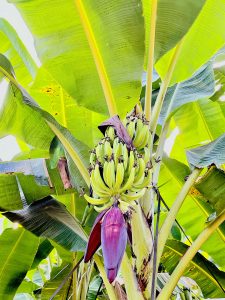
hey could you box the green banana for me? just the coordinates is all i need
[95,142,104,164]
[106,126,115,142]
[122,143,129,170]
[87,112,154,209]
[133,123,149,149]
[143,147,150,164]
[121,188,146,202]
[104,140,113,159]
[90,181,111,198]
[132,169,152,190]
[126,121,135,139]
[127,150,135,174]
[94,201,112,212]
[119,167,136,193]
[91,164,111,196]
[114,162,125,191]
[134,157,146,185]
[114,140,123,165]
[89,151,96,166]
[84,194,109,205]
[103,159,115,188]
[139,127,150,149]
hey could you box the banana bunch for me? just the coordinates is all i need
[124,114,151,150]
[85,134,152,210]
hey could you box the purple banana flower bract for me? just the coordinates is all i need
[98,115,133,149]
[101,207,127,283]
[84,206,127,283]
[84,209,108,262]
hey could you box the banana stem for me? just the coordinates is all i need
[120,253,145,300]
[157,211,225,300]
[144,0,158,121]
[94,255,117,300]
[157,168,202,267]
[150,40,183,136]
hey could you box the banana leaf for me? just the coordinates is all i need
[195,167,225,215]
[186,133,225,168]
[142,0,206,64]
[0,228,39,299]
[10,0,145,116]
[4,196,87,252]
[162,239,225,298]
[156,0,225,85]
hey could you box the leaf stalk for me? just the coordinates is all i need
[157,211,225,300]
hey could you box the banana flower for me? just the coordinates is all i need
[84,206,127,283]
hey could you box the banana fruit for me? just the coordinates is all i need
[85,113,152,210]
[124,113,152,150]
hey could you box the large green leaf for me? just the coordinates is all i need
[162,240,225,298]
[159,157,225,268]
[142,0,206,63]
[16,279,39,295]
[42,115,90,190]
[186,133,225,168]
[41,263,73,300]
[170,98,225,163]
[10,0,145,116]
[156,273,202,297]
[152,63,215,124]
[195,167,225,215]
[29,68,105,148]
[87,276,102,300]
[0,84,54,150]
[0,228,39,299]
[4,196,87,252]
[31,239,54,269]
[0,18,37,85]
[0,54,90,191]
[0,174,23,210]
[0,157,78,211]
[156,0,225,85]
[210,65,225,102]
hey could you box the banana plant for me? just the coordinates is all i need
[0,0,225,299]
